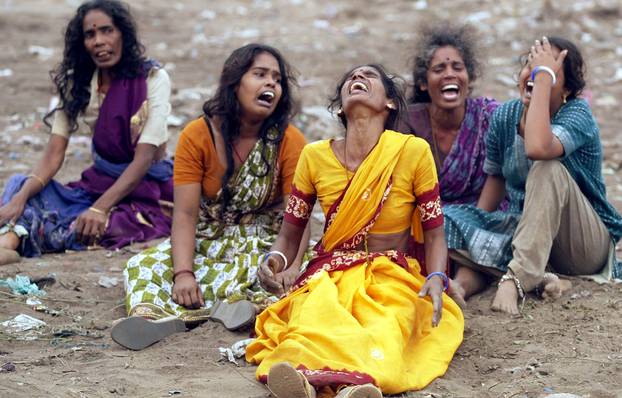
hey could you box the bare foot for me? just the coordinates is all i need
[0,247,20,266]
[447,279,467,309]
[541,272,572,300]
[491,281,520,315]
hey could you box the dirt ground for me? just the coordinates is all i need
[1,0,622,397]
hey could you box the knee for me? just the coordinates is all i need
[526,160,569,190]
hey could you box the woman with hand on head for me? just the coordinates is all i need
[444,36,622,314]
[113,43,308,351]
[0,0,173,264]
[400,22,499,207]
[247,64,463,398]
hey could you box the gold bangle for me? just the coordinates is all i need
[88,206,107,216]
[27,174,46,188]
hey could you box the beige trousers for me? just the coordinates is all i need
[508,160,611,292]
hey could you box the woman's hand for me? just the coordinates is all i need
[419,275,444,327]
[172,273,204,309]
[274,263,300,293]
[258,255,285,295]
[530,36,567,76]
[74,208,107,246]
[0,196,27,226]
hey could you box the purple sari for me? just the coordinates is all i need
[399,97,500,206]
[1,63,172,256]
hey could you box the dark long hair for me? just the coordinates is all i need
[328,64,406,131]
[202,43,297,211]
[44,0,145,132]
[410,22,481,103]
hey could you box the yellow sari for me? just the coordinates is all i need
[246,130,464,394]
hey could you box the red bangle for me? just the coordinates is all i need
[173,269,195,282]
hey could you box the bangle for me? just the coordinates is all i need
[89,207,107,216]
[173,269,195,282]
[426,271,449,291]
[27,174,46,188]
[264,250,288,273]
[530,65,556,86]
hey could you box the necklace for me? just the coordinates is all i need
[232,141,245,164]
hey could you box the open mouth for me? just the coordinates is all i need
[348,81,369,95]
[257,90,276,106]
[440,83,460,100]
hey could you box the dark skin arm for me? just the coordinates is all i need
[418,225,448,327]
[477,174,506,212]
[170,183,204,309]
[74,143,158,245]
[0,134,67,225]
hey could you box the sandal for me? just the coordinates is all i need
[267,362,316,398]
[209,299,255,331]
[111,316,186,351]
[336,384,383,398]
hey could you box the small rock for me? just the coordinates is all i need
[0,362,16,373]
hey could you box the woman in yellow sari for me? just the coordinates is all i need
[247,64,464,397]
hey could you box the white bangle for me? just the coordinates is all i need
[530,65,556,86]
[265,250,288,272]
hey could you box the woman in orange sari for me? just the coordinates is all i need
[247,64,464,397]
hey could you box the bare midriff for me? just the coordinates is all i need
[357,228,411,253]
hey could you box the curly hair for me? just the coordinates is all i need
[202,43,298,212]
[328,64,407,131]
[44,0,145,132]
[410,22,481,103]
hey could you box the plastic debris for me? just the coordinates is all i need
[0,275,46,296]
[27,45,54,61]
[98,275,119,288]
[0,68,13,77]
[1,314,46,332]
[218,338,254,365]
[0,362,16,373]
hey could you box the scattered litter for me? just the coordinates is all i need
[0,68,13,78]
[218,338,254,365]
[1,314,46,332]
[31,274,56,289]
[570,290,592,299]
[28,45,54,61]
[167,114,185,127]
[0,362,16,373]
[168,390,182,396]
[98,275,119,288]
[0,275,46,296]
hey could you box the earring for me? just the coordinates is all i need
[562,95,567,104]
[386,103,396,110]
[337,108,344,116]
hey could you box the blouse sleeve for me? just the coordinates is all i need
[278,125,307,196]
[173,120,206,186]
[551,99,598,158]
[283,144,317,228]
[50,109,70,138]
[483,107,503,176]
[137,68,172,147]
[412,141,443,230]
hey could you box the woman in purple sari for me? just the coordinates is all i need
[0,0,172,264]
[399,23,499,206]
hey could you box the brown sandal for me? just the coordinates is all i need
[336,384,383,398]
[267,362,316,398]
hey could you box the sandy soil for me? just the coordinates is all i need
[1,0,622,397]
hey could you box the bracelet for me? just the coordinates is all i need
[173,269,195,282]
[27,174,46,188]
[530,65,556,86]
[88,207,107,216]
[426,271,449,292]
[264,250,288,273]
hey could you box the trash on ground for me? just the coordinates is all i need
[0,362,16,373]
[218,338,254,365]
[1,314,46,332]
[0,275,47,296]
[98,275,119,288]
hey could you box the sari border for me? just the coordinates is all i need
[284,184,316,227]
[258,365,376,388]
[416,183,444,230]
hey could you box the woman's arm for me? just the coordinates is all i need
[476,174,506,212]
[0,134,67,225]
[524,38,567,160]
[419,225,448,327]
[170,183,204,308]
[74,143,158,243]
